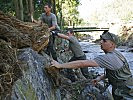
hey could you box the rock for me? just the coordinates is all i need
[127,48,133,52]
[60,80,113,100]
[11,48,61,100]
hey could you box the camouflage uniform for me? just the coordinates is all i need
[106,51,133,100]
[95,50,133,100]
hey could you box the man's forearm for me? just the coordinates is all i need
[49,26,56,31]
[57,33,69,40]
[59,60,98,69]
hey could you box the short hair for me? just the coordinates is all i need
[67,29,74,34]
[44,3,52,8]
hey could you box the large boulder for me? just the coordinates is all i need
[11,48,60,100]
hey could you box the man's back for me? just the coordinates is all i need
[69,36,84,57]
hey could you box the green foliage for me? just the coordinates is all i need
[0,0,15,15]
[34,0,50,19]
[56,0,81,28]
[34,0,44,19]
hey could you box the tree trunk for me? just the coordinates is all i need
[52,0,56,15]
[14,0,19,19]
[19,0,24,21]
[29,0,34,22]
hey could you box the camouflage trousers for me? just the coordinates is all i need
[112,78,133,100]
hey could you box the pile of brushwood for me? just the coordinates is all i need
[0,11,50,99]
[0,11,50,52]
[0,39,22,99]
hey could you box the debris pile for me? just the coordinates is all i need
[0,39,22,99]
[0,11,50,52]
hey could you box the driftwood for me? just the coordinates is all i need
[0,11,50,52]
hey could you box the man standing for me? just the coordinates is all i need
[52,31,133,100]
[56,29,89,82]
[40,3,60,61]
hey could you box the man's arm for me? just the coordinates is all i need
[49,26,56,31]
[51,60,99,69]
[91,74,105,85]
[39,14,44,25]
[57,33,69,40]
[49,14,58,31]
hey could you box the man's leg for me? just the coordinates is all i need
[47,34,58,61]
[80,68,89,78]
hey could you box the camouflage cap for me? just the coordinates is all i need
[100,31,118,44]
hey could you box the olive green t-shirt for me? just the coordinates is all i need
[40,13,60,30]
[69,36,84,57]
[94,50,124,70]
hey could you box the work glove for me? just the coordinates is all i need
[60,50,65,53]
[51,31,58,36]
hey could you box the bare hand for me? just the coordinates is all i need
[91,76,103,86]
[91,79,99,86]
[51,60,61,68]
[48,28,51,32]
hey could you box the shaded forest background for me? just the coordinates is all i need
[0,0,132,29]
[0,0,82,30]
[0,0,133,46]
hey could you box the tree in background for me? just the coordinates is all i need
[0,0,15,15]
[0,0,132,25]
[0,0,34,22]
[56,0,82,28]
[88,0,133,25]
[0,0,82,29]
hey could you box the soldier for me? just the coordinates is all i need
[52,31,133,100]
[40,3,60,61]
[55,29,88,82]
